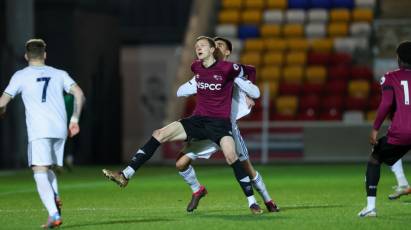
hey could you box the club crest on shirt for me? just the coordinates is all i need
[213,75,223,81]
[233,64,239,70]
[195,74,200,79]
[380,76,386,85]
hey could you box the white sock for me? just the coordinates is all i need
[247,195,257,207]
[47,170,59,197]
[252,171,272,203]
[122,166,135,179]
[390,159,409,187]
[34,172,59,216]
[366,196,376,210]
[178,165,201,193]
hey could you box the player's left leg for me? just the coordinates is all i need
[220,136,262,214]
[388,159,411,200]
[232,123,279,212]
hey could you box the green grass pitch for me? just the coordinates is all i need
[1,164,411,230]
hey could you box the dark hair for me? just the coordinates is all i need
[195,36,216,48]
[396,41,411,66]
[25,39,46,59]
[214,37,233,52]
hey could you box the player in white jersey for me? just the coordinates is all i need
[0,39,85,228]
[174,37,279,213]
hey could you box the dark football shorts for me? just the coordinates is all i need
[179,115,233,145]
[371,136,411,166]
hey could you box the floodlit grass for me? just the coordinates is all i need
[0,164,410,229]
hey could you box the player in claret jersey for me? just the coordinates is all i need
[103,36,263,214]
[358,41,411,217]
[175,37,278,213]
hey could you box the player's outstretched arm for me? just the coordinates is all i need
[177,76,197,97]
[68,84,85,137]
[234,77,260,99]
[0,93,12,118]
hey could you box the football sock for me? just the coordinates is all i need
[252,171,272,203]
[34,172,58,216]
[367,196,376,210]
[47,169,59,197]
[179,165,201,193]
[390,159,409,187]
[366,162,380,197]
[231,160,254,200]
[247,195,257,207]
[128,136,161,171]
[122,166,135,179]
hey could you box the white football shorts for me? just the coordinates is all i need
[28,138,66,167]
[184,122,249,161]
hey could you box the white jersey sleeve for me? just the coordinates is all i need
[62,71,76,93]
[177,76,197,97]
[4,72,23,97]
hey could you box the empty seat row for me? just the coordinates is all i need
[219,8,373,24]
[221,0,376,10]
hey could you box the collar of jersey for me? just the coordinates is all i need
[201,60,218,69]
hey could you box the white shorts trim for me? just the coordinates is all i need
[28,138,66,167]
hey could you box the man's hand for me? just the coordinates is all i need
[369,129,379,145]
[68,122,80,137]
[245,96,255,109]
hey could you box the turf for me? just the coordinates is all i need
[0,164,411,230]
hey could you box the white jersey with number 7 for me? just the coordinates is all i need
[4,65,76,141]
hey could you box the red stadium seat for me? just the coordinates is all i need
[300,94,320,111]
[330,53,352,66]
[279,83,302,95]
[302,83,324,95]
[271,113,296,121]
[345,96,367,110]
[319,109,342,120]
[351,66,373,80]
[297,108,318,120]
[321,95,343,111]
[370,81,380,95]
[369,94,381,110]
[324,80,347,95]
[328,65,350,81]
[307,52,331,65]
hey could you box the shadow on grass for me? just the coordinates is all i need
[196,213,286,221]
[63,218,174,229]
[280,204,345,211]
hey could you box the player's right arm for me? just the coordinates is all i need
[68,84,85,137]
[0,93,12,117]
[177,76,197,97]
[371,75,394,144]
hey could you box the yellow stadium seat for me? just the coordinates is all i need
[352,8,374,22]
[264,38,287,51]
[244,38,265,51]
[328,23,349,37]
[283,24,304,37]
[260,24,282,37]
[244,0,265,9]
[266,0,287,9]
[259,81,279,99]
[276,96,298,115]
[348,80,370,98]
[240,52,262,66]
[305,66,327,84]
[241,10,262,24]
[366,110,376,122]
[219,10,241,24]
[222,0,243,9]
[330,9,350,22]
[283,65,304,84]
[310,38,334,52]
[263,52,284,65]
[260,66,281,82]
[285,52,306,65]
[287,38,309,51]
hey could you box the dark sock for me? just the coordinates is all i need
[366,162,381,196]
[129,136,161,171]
[231,160,254,197]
